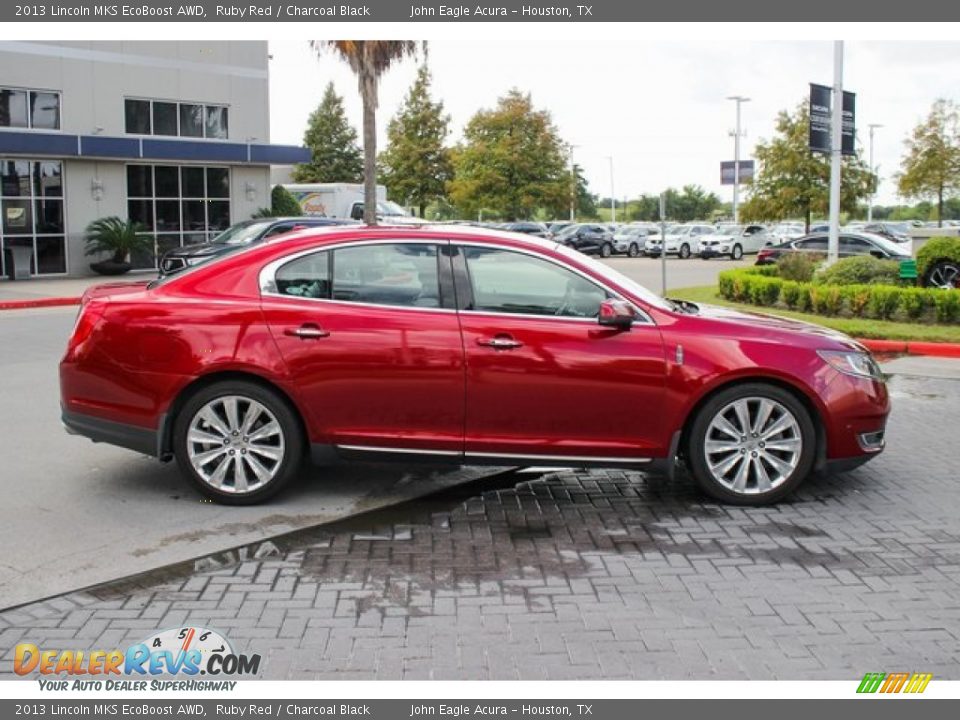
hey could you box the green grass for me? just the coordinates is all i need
[670,285,960,343]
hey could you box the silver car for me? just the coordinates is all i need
[611,226,649,257]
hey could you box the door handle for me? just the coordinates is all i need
[476,335,523,350]
[284,324,329,340]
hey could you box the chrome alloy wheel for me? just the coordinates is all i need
[928,261,960,290]
[186,395,286,494]
[703,397,802,495]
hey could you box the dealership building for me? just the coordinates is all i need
[0,41,308,277]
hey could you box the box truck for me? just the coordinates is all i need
[281,183,421,223]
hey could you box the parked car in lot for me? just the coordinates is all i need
[556,223,615,256]
[158,217,355,276]
[644,223,715,258]
[769,222,806,244]
[61,225,890,507]
[699,224,772,260]
[756,232,912,265]
[611,225,649,257]
[499,221,551,239]
[863,222,912,244]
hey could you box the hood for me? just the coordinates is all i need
[81,280,151,304]
[165,242,220,257]
[690,302,863,349]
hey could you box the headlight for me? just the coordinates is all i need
[817,350,883,380]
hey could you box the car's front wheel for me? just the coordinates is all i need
[627,243,640,258]
[600,242,613,258]
[679,243,691,259]
[686,383,816,505]
[731,244,744,260]
[173,381,304,504]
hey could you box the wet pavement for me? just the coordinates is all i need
[2,372,959,681]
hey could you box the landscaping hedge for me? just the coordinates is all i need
[917,236,960,281]
[717,266,960,324]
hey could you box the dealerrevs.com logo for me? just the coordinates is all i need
[857,672,933,694]
[15,626,261,690]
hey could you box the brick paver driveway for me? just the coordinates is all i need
[2,374,958,680]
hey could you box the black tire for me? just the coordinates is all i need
[627,243,640,258]
[600,242,613,258]
[686,383,817,506]
[731,244,743,261]
[679,243,691,259]
[172,380,304,505]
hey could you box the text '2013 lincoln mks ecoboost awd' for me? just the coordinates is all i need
[60,226,889,505]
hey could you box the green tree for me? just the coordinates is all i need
[312,41,420,224]
[253,185,304,218]
[670,185,722,222]
[740,102,875,232]
[378,64,453,218]
[897,99,960,228]
[568,164,598,219]
[449,90,569,221]
[292,82,363,184]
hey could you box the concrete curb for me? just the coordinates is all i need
[0,296,81,311]
[858,338,960,358]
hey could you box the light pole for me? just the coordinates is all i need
[605,155,615,223]
[827,41,844,265]
[867,123,883,222]
[727,95,750,223]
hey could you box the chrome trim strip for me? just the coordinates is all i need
[465,451,652,464]
[336,444,462,457]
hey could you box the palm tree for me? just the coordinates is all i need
[311,41,420,225]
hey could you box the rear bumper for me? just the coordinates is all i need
[62,408,160,458]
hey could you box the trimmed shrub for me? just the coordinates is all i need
[841,284,872,317]
[867,285,902,320]
[795,285,813,313]
[780,281,802,309]
[900,288,930,320]
[917,236,960,282]
[776,253,820,283]
[933,291,960,323]
[813,256,902,286]
[810,285,842,316]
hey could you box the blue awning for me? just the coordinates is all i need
[0,131,309,165]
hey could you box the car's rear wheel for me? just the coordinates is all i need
[679,243,691,259]
[925,260,960,289]
[686,383,816,505]
[600,242,613,258]
[627,243,640,258]
[173,381,304,505]
[731,244,743,260]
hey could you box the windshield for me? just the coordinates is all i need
[715,224,741,234]
[553,243,673,312]
[556,224,581,239]
[379,200,408,217]
[210,220,274,246]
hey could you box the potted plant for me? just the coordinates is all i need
[85,217,152,276]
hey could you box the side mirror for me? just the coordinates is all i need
[598,299,635,330]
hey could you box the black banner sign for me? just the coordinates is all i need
[809,83,856,156]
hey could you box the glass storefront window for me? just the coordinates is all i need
[126,164,231,269]
[0,159,66,276]
[124,98,230,140]
[29,91,60,130]
[1,88,59,129]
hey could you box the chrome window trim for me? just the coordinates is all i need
[259,236,655,325]
[259,237,456,314]
[455,240,654,325]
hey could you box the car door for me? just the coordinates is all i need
[260,240,465,455]
[454,244,667,460]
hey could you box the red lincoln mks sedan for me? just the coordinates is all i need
[60,226,889,506]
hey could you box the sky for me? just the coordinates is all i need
[266,40,960,207]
